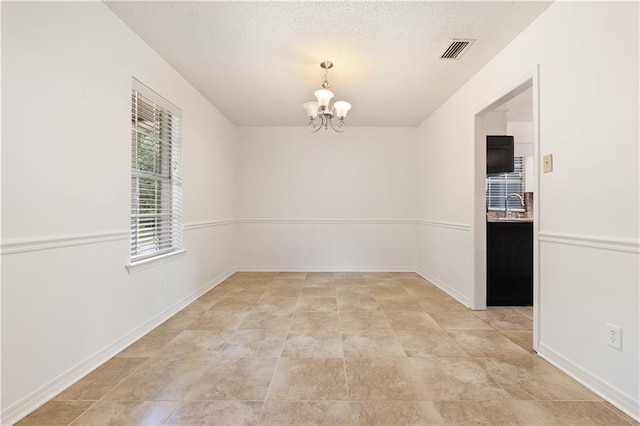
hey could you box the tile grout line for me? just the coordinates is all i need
[57,281,229,425]
[63,401,98,426]
[62,352,160,424]
[255,275,297,426]
[375,278,411,362]
[598,400,637,425]
[160,401,181,426]
[424,294,529,403]
[336,288,355,426]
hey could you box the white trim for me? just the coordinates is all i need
[415,268,471,308]
[507,121,534,127]
[236,266,415,272]
[125,249,187,274]
[184,219,236,231]
[538,343,640,422]
[1,231,129,255]
[0,267,236,426]
[0,220,237,255]
[132,77,182,118]
[415,220,471,231]
[237,218,415,225]
[531,65,541,354]
[539,232,640,254]
[471,66,540,352]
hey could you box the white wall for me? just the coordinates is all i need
[236,127,418,270]
[2,1,639,422]
[485,111,507,134]
[417,1,639,419]
[508,121,534,158]
[1,2,238,423]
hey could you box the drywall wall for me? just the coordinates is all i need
[485,111,507,134]
[508,122,534,157]
[236,127,419,270]
[1,2,237,423]
[417,1,639,418]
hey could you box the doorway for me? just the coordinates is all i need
[472,66,540,352]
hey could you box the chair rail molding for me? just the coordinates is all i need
[415,219,471,231]
[538,231,639,254]
[1,231,129,255]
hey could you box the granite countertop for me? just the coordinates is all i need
[486,212,534,223]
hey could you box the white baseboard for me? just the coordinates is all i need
[0,267,236,426]
[236,266,415,272]
[415,268,471,308]
[538,343,640,422]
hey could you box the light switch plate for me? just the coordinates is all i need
[543,154,553,173]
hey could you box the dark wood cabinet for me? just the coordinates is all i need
[487,135,514,174]
[487,221,533,306]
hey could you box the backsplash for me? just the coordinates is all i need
[524,192,534,218]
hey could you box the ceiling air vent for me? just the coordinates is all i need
[440,39,475,59]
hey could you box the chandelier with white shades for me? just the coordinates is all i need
[303,61,352,132]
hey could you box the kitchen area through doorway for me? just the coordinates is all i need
[484,88,535,310]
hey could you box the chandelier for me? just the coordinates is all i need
[303,61,352,132]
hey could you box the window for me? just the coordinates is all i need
[130,79,183,263]
[486,156,525,211]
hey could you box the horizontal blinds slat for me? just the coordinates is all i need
[486,156,526,210]
[130,237,178,246]
[130,224,181,232]
[130,236,179,246]
[132,78,182,118]
[131,235,181,246]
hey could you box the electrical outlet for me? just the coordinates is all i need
[157,276,165,294]
[606,323,622,350]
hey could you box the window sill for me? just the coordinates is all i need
[126,249,187,274]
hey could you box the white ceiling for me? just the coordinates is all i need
[106,1,551,127]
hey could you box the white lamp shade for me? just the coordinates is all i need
[303,101,319,119]
[333,101,352,119]
[314,89,334,107]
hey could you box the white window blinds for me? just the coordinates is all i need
[131,79,183,262]
[486,156,525,211]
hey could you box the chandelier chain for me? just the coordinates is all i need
[321,67,330,89]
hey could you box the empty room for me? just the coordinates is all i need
[1,1,639,425]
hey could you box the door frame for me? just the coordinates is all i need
[471,65,541,352]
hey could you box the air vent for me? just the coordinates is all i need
[440,39,475,59]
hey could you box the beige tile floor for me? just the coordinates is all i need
[19,272,637,425]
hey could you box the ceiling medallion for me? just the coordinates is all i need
[302,61,352,132]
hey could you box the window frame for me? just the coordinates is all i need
[129,79,184,271]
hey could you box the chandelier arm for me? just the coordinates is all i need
[308,118,322,132]
[329,117,346,133]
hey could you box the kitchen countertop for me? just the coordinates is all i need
[486,213,533,223]
[487,217,534,223]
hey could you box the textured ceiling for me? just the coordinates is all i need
[106,1,551,127]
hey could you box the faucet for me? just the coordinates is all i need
[505,193,524,217]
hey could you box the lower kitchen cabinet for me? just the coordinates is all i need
[487,221,533,306]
